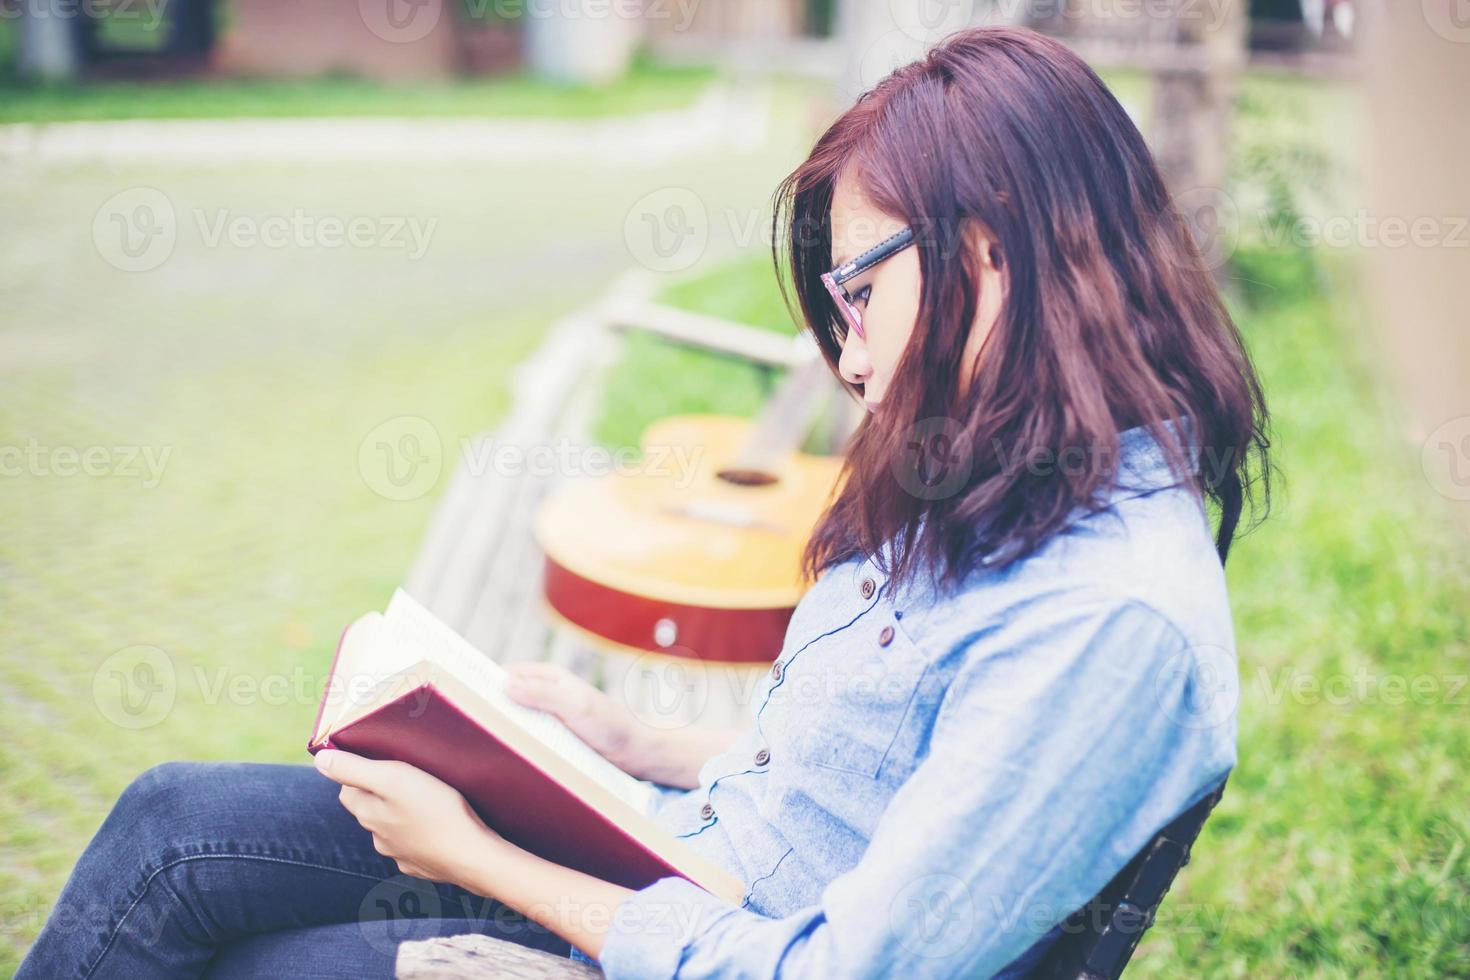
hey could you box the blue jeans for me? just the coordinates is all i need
[15,761,571,979]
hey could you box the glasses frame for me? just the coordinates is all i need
[819,226,917,342]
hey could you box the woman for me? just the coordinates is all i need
[18,26,1268,979]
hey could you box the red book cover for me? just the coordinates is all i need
[307,600,743,903]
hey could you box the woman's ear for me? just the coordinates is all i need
[964,218,1003,274]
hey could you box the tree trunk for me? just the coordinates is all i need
[19,0,81,81]
[1149,0,1248,276]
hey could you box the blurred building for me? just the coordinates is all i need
[13,0,1356,84]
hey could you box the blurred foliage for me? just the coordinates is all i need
[0,40,1461,978]
[594,234,1470,979]
[0,71,801,973]
[589,69,1467,977]
[0,58,713,121]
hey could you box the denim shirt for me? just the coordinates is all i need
[583,423,1238,978]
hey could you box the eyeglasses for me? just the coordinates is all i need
[819,226,916,342]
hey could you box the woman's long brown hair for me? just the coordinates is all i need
[773,26,1270,594]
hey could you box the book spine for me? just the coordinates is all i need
[306,623,352,753]
[307,735,337,754]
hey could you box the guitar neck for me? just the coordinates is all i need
[729,358,840,474]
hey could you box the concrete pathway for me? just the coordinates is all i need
[0,81,769,166]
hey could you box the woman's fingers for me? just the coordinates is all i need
[505,662,598,720]
[337,784,377,819]
[504,662,632,758]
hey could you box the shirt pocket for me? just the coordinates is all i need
[795,619,930,779]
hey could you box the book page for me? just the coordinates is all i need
[383,589,656,815]
[316,613,425,742]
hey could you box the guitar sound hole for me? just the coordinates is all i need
[717,468,779,487]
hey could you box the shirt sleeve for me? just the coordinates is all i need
[596,597,1236,979]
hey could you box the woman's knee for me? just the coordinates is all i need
[106,760,350,856]
[112,761,223,828]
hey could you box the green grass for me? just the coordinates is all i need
[595,71,1468,973]
[598,244,1470,977]
[3,60,1462,977]
[1134,244,1470,977]
[593,254,800,451]
[0,59,714,123]
[0,75,810,974]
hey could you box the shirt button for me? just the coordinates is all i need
[879,625,895,647]
[770,661,783,681]
[754,748,770,766]
[699,802,715,820]
[860,577,875,599]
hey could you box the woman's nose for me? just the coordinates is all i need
[838,333,872,387]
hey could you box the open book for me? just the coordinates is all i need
[308,588,743,902]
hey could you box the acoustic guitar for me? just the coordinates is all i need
[534,357,847,665]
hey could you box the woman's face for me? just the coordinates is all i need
[827,169,1005,415]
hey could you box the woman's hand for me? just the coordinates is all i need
[316,747,635,962]
[314,749,513,888]
[504,661,746,789]
[503,661,657,778]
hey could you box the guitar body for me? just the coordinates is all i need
[534,415,846,664]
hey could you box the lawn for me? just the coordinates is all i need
[588,239,1470,978]
[2,59,1463,978]
[582,73,1467,975]
[0,57,714,123]
[0,72,804,973]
